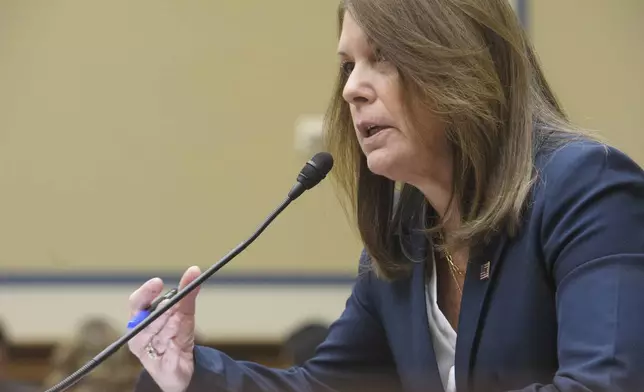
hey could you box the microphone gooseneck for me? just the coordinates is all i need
[43,152,334,392]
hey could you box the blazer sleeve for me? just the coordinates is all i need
[135,250,401,392]
[512,143,644,392]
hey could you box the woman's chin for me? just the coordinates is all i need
[366,151,397,180]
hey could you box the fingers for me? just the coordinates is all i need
[176,266,202,316]
[161,339,183,374]
[129,277,165,316]
[127,267,200,362]
[128,299,177,358]
[150,312,182,355]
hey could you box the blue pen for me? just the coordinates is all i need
[127,288,178,329]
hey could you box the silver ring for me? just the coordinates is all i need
[145,341,161,359]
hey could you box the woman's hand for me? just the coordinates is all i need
[128,266,202,392]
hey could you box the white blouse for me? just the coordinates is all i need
[425,253,458,392]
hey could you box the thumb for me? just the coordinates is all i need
[176,265,202,316]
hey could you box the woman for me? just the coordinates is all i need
[127,1,644,391]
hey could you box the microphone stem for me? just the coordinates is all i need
[43,196,294,392]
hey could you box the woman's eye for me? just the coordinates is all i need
[340,61,355,76]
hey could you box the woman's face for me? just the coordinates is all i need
[337,12,448,186]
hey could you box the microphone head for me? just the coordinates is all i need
[288,152,334,200]
[298,152,334,189]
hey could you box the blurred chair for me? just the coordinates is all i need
[43,317,139,392]
[0,321,39,392]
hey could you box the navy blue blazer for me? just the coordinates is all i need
[137,140,644,392]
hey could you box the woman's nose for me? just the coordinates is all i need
[342,66,376,106]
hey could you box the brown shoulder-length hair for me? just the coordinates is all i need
[324,0,598,280]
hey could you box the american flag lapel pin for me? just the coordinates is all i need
[480,261,491,280]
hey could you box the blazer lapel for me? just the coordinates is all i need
[454,234,510,392]
[402,217,445,392]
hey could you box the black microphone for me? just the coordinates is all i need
[43,152,334,392]
[288,152,334,200]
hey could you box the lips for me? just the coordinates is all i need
[356,121,393,138]
[366,125,389,137]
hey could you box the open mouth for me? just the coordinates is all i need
[366,125,390,137]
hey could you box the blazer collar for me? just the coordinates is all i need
[454,232,510,392]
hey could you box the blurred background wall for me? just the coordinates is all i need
[0,0,358,278]
[0,0,642,381]
[0,0,358,344]
[530,0,644,164]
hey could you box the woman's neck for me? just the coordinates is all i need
[412,168,460,231]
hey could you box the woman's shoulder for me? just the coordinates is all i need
[528,137,644,252]
[534,138,644,198]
